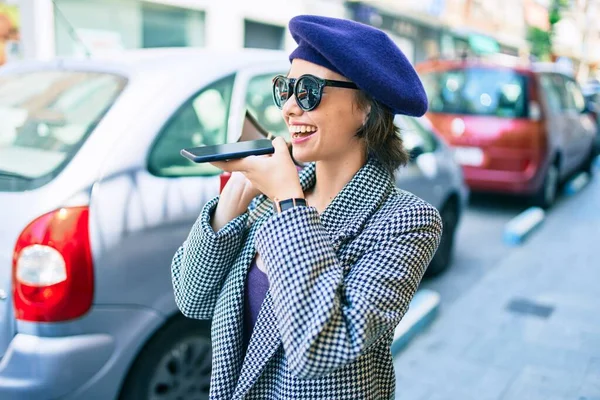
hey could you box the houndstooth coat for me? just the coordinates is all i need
[171,157,442,399]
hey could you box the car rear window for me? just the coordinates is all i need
[420,67,529,118]
[0,69,127,191]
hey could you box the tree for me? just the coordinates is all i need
[527,0,570,60]
[549,0,570,31]
[527,26,552,60]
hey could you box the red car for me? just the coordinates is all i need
[416,57,597,208]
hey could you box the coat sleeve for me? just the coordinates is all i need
[171,196,249,320]
[254,202,442,379]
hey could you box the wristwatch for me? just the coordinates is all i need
[273,197,307,213]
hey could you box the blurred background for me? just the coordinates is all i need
[0,1,599,400]
[1,0,600,78]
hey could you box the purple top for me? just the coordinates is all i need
[242,257,269,356]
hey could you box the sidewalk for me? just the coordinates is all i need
[394,175,600,400]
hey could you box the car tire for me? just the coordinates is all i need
[582,147,597,176]
[531,162,559,209]
[426,199,458,277]
[119,315,212,400]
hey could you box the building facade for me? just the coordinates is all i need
[346,0,530,65]
[6,0,599,79]
[0,0,20,65]
[446,0,528,56]
[12,0,347,61]
[552,0,600,80]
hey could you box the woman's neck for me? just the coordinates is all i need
[306,151,367,214]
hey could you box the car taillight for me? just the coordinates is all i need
[12,206,94,322]
[220,172,232,193]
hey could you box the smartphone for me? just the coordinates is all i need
[180,139,275,163]
[240,110,274,141]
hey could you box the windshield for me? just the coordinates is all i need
[420,67,529,118]
[0,70,127,189]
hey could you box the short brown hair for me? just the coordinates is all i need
[354,91,409,176]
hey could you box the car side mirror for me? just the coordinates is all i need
[583,100,596,114]
[528,101,541,121]
[403,130,427,162]
[409,144,426,161]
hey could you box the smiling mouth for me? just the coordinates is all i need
[289,125,317,138]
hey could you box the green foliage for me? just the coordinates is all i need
[527,27,552,60]
[549,7,561,25]
[529,0,571,59]
[549,0,570,27]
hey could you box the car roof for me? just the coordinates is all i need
[0,47,290,78]
[415,58,530,75]
[415,56,576,78]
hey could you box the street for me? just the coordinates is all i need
[394,169,600,400]
[421,192,527,306]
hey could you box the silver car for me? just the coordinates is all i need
[395,115,468,276]
[0,48,466,400]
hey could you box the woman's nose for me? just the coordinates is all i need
[282,93,303,118]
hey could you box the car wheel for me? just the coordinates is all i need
[119,316,212,400]
[531,163,559,209]
[582,148,597,176]
[426,200,458,277]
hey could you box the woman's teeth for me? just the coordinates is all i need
[289,125,317,137]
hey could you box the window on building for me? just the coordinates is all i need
[53,0,205,56]
[141,3,205,48]
[244,20,284,50]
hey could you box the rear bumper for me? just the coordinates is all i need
[0,306,165,400]
[0,333,114,399]
[462,164,545,195]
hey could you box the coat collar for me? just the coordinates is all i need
[299,156,395,249]
[231,157,395,398]
[251,156,395,248]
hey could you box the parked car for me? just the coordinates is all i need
[415,57,598,208]
[582,80,600,154]
[394,115,468,276]
[0,48,464,400]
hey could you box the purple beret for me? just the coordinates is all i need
[288,15,428,117]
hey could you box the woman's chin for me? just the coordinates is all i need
[292,149,317,164]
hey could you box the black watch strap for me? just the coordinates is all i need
[273,198,307,213]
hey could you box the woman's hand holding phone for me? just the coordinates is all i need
[211,137,303,202]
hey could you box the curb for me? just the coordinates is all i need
[503,207,545,246]
[564,172,591,196]
[391,289,440,356]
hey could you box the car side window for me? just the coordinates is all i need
[396,116,437,157]
[148,75,235,177]
[245,73,290,140]
[539,74,563,112]
[565,79,586,113]
[554,75,575,112]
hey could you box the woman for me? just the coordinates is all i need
[172,15,443,399]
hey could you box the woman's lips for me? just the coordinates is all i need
[291,130,317,145]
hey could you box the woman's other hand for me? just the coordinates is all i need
[211,137,304,202]
[220,171,262,206]
[210,171,261,232]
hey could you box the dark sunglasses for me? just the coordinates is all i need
[272,74,359,111]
